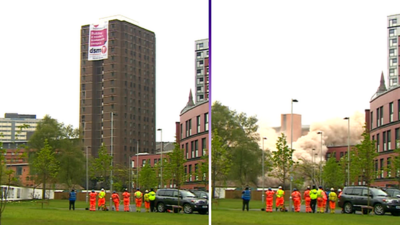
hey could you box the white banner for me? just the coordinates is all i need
[88,21,108,61]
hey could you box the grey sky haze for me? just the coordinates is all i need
[212,0,400,132]
[1,0,208,142]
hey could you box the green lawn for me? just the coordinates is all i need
[212,199,400,225]
[1,200,208,225]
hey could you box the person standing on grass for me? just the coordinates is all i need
[265,188,274,212]
[69,189,76,210]
[122,189,130,212]
[310,185,318,213]
[241,187,251,211]
[303,186,312,213]
[98,188,106,210]
[291,188,301,212]
[112,191,120,211]
[317,186,326,213]
[134,188,143,212]
[89,190,97,211]
[328,188,337,214]
[144,190,150,213]
[275,186,284,211]
[325,188,331,213]
[149,188,156,212]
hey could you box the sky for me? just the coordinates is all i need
[212,0,400,137]
[0,0,208,142]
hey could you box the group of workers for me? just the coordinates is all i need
[86,188,156,212]
[265,185,342,213]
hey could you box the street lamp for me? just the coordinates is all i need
[344,117,350,186]
[290,99,298,212]
[262,137,267,204]
[86,146,91,204]
[136,140,139,189]
[312,148,315,184]
[317,131,323,186]
[157,128,163,188]
[110,112,116,209]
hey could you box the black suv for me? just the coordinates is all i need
[383,188,400,198]
[338,186,400,216]
[155,189,208,214]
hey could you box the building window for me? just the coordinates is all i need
[380,158,384,178]
[396,128,400,148]
[393,18,397,25]
[195,140,198,158]
[186,121,189,137]
[370,111,373,130]
[180,123,183,140]
[380,106,384,125]
[383,131,387,151]
[390,102,394,122]
[390,29,396,36]
[376,108,380,127]
[387,157,392,178]
[189,165,192,181]
[204,113,209,131]
[374,160,378,178]
[377,133,380,152]
[198,43,204,48]
[195,164,198,181]
[186,143,189,159]
[197,116,201,133]
[196,52,201,57]
[191,141,194,158]
[202,138,206,156]
[189,119,192,136]
[398,100,400,121]
[184,165,188,181]
[197,69,201,75]
[388,130,392,150]
[199,60,203,65]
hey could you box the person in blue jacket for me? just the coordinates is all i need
[69,189,77,210]
[242,187,251,211]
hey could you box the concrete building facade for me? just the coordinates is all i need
[0,113,40,143]
[388,14,400,88]
[194,39,209,103]
[80,15,156,167]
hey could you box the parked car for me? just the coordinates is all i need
[189,190,209,199]
[383,188,400,198]
[338,186,400,216]
[155,189,208,214]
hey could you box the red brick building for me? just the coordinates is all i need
[366,73,400,188]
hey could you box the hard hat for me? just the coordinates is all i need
[278,186,282,189]
[268,188,272,191]
[145,190,149,193]
[319,186,323,189]
[113,191,116,193]
[101,188,104,191]
[307,186,310,189]
[330,188,334,191]
[293,188,297,191]
[338,189,342,192]
[125,188,128,191]
[136,188,140,190]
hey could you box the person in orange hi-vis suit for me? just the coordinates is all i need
[291,188,302,212]
[303,186,312,213]
[111,191,120,211]
[89,190,97,211]
[265,188,274,212]
[122,189,130,212]
[98,188,106,210]
[317,186,325,213]
[134,188,143,212]
[144,190,150,213]
[321,188,328,213]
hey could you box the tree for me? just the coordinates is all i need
[322,157,345,189]
[269,133,295,189]
[211,130,231,199]
[32,139,59,206]
[351,125,378,205]
[90,144,112,189]
[164,143,186,189]
[139,160,157,190]
[391,141,400,187]
[196,151,209,189]
[57,140,85,189]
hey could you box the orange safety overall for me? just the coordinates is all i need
[291,191,301,212]
[134,191,143,212]
[89,192,97,211]
[265,190,274,212]
[304,190,311,213]
[122,191,130,212]
[112,193,120,211]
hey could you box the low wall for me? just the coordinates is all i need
[225,190,291,201]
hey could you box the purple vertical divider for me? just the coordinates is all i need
[208,0,212,222]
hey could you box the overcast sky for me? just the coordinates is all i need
[212,0,400,130]
[0,0,207,142]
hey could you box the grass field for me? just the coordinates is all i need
[212,199,400,225]
[1,200,208,225]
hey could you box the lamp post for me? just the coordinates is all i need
[157,128,163,188]
[290,99,298,212]
[344,117,350,186]
[317,131,323,186]
[262,137,267,203]
[110,112,116,209]
[312,148,315,184]
[136,140,139,189]
[86,146,91,204]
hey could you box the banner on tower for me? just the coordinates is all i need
[88,21,108,61]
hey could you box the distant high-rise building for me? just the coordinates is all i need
[80,15,156,166]
[388,14,400,88]
[0,113,40,142]
[194,39,209,103]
